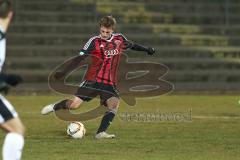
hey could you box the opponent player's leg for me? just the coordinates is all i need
[95,96,119,139]
[41,96,83,115]
[1,118,25,160]
[0,96,25,160]
[1,117,25,135]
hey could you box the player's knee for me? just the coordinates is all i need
[69,97,83,109]
[12,120,25,135]
[108,106,118,113]
[106,97,119,112]
[3,119,25,135]
[14,122,25,135]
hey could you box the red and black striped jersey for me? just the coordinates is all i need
[80,33,128,86]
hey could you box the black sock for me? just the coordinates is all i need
[53,99,69,111]
[97,111,115,134]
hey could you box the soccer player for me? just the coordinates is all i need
[41,15,155,139]
[0,0,25,159]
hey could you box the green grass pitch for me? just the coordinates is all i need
[0,95,240,160]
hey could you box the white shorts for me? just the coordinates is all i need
[0,94,18,124]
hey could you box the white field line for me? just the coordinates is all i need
[192,115,240,119]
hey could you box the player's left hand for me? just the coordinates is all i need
[5,74,23,86]
[147,47,155,55]
[0,82,9,94]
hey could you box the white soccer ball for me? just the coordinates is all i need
[67,122,86,139]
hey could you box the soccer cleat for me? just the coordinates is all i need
[95,132,115,139]
[41,104,55,115]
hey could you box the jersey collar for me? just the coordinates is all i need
[99,33,114,42]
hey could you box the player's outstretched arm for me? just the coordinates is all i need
[123,41,155,55]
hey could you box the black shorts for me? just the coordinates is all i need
[0,95,18,123]
[75,81,119,106]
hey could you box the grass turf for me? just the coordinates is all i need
[0,95,240,160]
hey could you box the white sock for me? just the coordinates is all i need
[2,132,24,160]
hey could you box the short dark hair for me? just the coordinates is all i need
[0,0,12,18]
[99,15,117,30]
